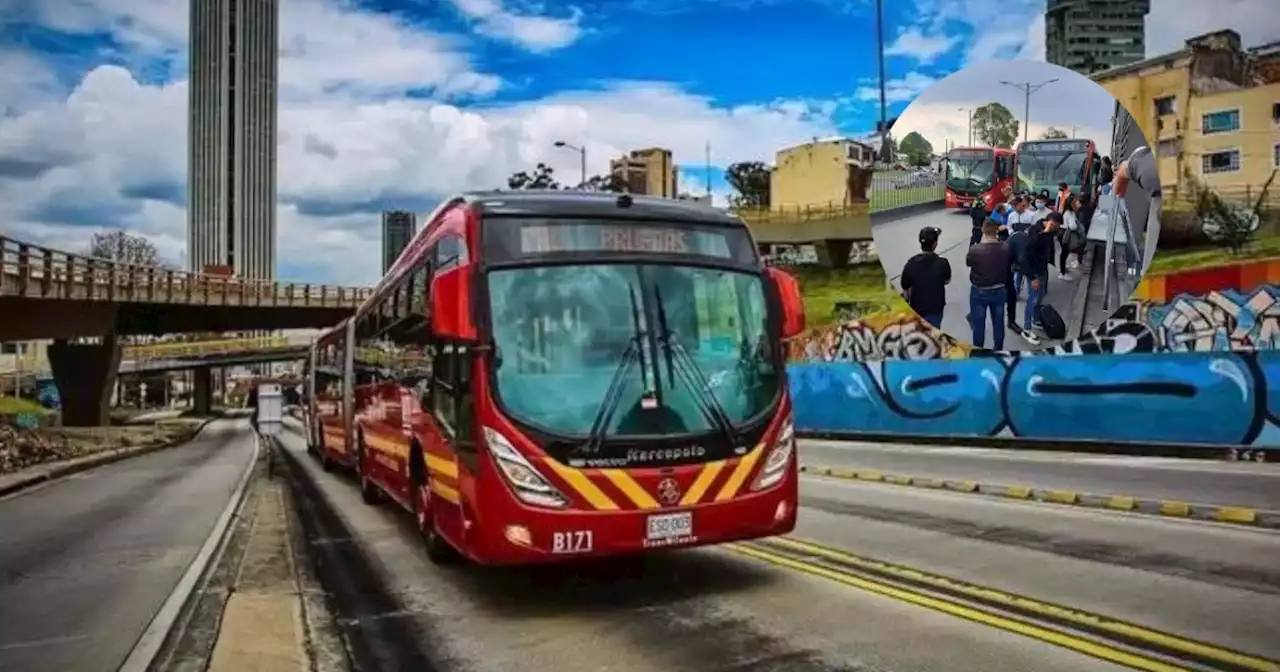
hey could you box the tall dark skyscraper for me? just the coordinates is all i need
[382,211,418,274]
[187,0,280,279]
[1046,0,1150,75]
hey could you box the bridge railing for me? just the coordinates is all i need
[731,201,868,226]
[121,335,310,361]
[0,236,373,308]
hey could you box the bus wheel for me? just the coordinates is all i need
[414,479,458,565]
[358,435,380,505]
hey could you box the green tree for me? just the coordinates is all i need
[725,161,772,208]
[973,102,1019,148]
[1189,167,1276,255]
[89,229,164,266]
[579,173,626,192]
[1041,127,1069,139]
[898,131,934,167]
[507,163,561,190]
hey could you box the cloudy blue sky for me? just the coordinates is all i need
[0,0,1275,284]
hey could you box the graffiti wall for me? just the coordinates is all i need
[788,262,1280,449]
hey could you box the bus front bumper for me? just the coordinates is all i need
[467,473,798,565]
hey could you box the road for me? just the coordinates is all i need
[277,425,1280,671]
[799,439,1280,511]
[873,207,1078,349]
[0,420,256,672]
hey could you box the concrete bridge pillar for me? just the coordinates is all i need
[193,367,213,416]
[48,337,121,427]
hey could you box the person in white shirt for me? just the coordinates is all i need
[1008,197,1038,233]
[1058,195,1085,279]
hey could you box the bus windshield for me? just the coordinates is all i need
[487,263,779,444]
[946,151,995,194]
[1018,144,1089,192]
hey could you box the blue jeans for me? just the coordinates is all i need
[1024,272,1046,331]
[921,313,944,329]
[969,286,1006,350]
[1012,272,1024,297]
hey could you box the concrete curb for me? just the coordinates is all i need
[869,200,946,225]
[799,463,1280,530]
[0,416,220,499]
[798,430,1273,462]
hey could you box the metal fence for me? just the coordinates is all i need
[870,171,945,213]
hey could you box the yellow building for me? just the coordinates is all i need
[610,147,677,198]
[1093,30,1280,199]
[770,137,876,209]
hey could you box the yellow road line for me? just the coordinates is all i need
[765,536,1280,672]
[727,544,1186,672]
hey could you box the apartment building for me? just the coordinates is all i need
[1046,0,1150,75]
[610,148,678,197]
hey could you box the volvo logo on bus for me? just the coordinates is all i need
[656,477,682,506]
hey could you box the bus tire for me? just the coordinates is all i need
[411,444,458,565]
[357,432,380,505]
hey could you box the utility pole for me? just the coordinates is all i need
[1000,78,1058,143]
[705,141,712,198]
[553,140,587,187]
[875,0,889,163]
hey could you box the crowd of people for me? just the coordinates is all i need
[901,155,1120,350]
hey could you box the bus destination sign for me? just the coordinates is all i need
[515,222,739,260]
[949,149,991,158]
[1028,140,1090,152]
[521,224,696,255]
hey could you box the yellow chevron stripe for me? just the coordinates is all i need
[681,460,727,506]
[365,434,409,459]
[543,460,619,511]
[425,452,459,479]
[714,445,764,502]
[430,479,461,504]
[600,470,660,510]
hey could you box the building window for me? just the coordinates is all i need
[1201,109,1240,135]
[1156,138,1180,158]
[1201,149,1240,174]
[1273,102,1280,125]
[1274,144,1280,169]
[1153,96,1176,116]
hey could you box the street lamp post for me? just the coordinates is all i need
[959,107,973,146]
[1000,78,1059,143]
[553,140,587,187]
[874,0,890,164]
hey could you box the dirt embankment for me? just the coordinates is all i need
[0,421,204,474]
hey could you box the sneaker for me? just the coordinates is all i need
[1058,273,1071,281]
[1022,331,1042,346]
[1033,320,1045,331]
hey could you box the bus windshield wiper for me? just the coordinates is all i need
[652,286,739,448]
[582,286,650,454]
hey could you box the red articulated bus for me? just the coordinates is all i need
[943,146,1016,213]
[303,191,806,565]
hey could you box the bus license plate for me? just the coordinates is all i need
[646,512,692,540]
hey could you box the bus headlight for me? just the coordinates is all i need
[751,416,795,491]
[483,427,569,508]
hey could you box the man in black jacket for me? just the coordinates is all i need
[1015,212,1061,337]
[901,226,951,329]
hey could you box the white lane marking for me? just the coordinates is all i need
[116,429,260,672]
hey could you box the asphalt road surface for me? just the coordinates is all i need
[277,421,1280,671]
[799,439,1280,511]
[0,420,256,672]
[874,207,1078,350]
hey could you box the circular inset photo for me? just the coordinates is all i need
[869,60,1159,351]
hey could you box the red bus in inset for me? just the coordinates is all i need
[304,191,805,565]
[943,146,1016,212]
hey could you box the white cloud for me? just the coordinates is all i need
[855,72,939,104]
[0,1,841,287]
[1142,0,1280,57]
[885,26,959,64]
[893,60,1121,157]
[446,0,584,53]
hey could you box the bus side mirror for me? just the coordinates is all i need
[767,267,806,339]
[430,264,477,341]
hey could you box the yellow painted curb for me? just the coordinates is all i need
[1159,501,1191,517]
[1107,496,1137,511]
[948,481,978,493]
[884,474,913,486]
[916,478,946,488]
[1044,490,1079,505]
[1003,485,1033,499]
[1212,507,1259,524]
[856,471,884,482]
